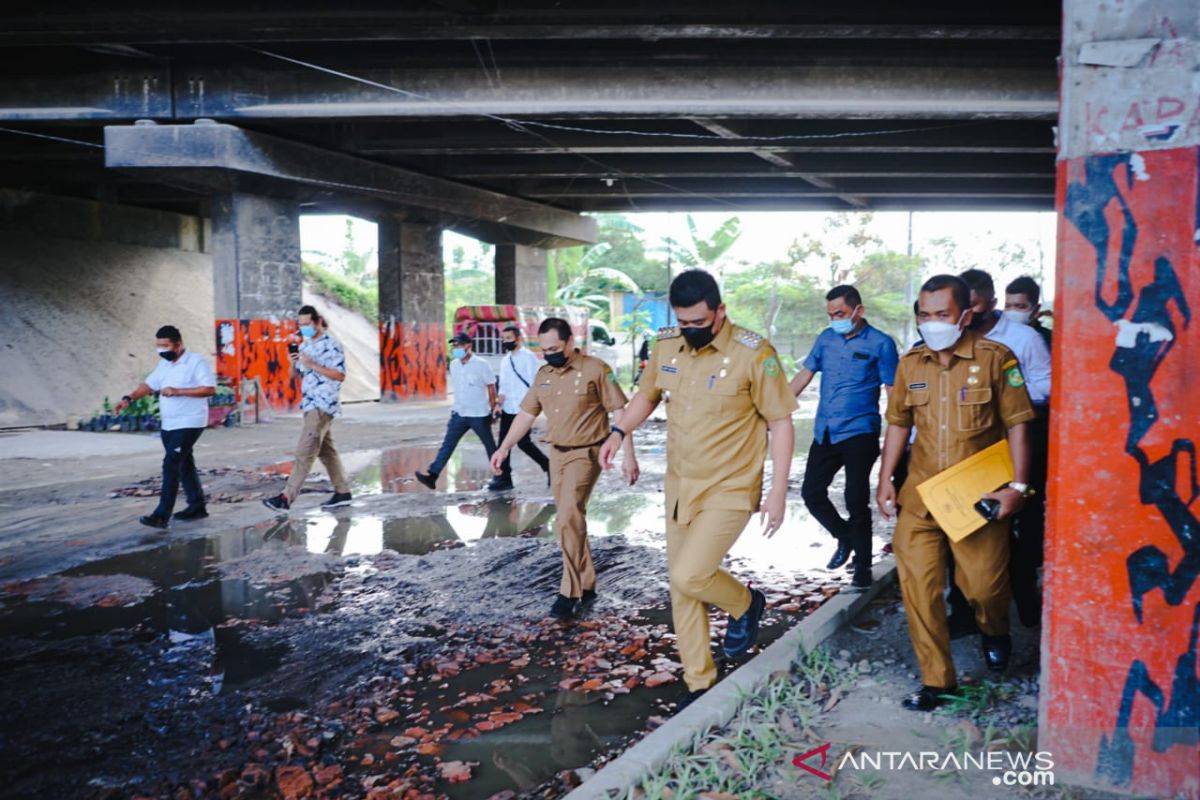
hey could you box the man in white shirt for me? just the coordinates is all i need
[959,268,1053,630]
[416,330,503,491]
[492,325,550,491]
[114,325,216,529]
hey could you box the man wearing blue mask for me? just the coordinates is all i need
[790,285,899,590]
[263,305,352,512]
[416,330,502,491]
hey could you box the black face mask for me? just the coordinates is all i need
[681,322,716,350]
[501,341,517,352]
[968,308,991,330]
[544,351,567,368]
[158,349,179,362]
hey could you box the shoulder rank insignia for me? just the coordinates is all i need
[733,328,765,350]
[656,325,681,340]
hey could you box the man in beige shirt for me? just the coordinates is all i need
[877,274,1035,712]
[599,270,797,709]
[491,317,638,620]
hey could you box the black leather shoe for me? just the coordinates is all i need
[675,689,707,713]
[948,612,981,640]
[415,471,438,490]
[723,587,766,658]
[548,594,578,619]
[173,505,208,521]
[901,685,952,711]
[139,513,169,529]
[826,539,852,570]
[982,634,1012,673]
[579,589,598,607]
[849,569,873,591]
[487,476,513,492]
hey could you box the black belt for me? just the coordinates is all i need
[552,438,607,452]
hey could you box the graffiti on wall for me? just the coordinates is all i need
[215,319,301,412]
[1052,146,1198,796]
[380,320,446,400]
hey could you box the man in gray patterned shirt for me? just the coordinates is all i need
[263,305,353,512]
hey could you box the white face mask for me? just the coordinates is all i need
[1003,309,1033,326]
[918,311,967,352]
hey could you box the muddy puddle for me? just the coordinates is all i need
[0,418,886,799]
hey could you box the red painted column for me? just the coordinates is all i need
[1043,4,1199,796]
[377,220,447,401]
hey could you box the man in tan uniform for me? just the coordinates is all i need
[876,274,1035,711]
[599,270,797,708]
[490,317,638,620]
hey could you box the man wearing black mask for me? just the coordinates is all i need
[115,325,216,529]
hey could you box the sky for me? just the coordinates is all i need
[300,209,1059,300]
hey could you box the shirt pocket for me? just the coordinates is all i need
[904,389,931,424]
[956,387,995,432]
[847,351,876,382]
[705,375,751,414]
[656,367,682,396]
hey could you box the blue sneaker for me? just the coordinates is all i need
[723,587,766,658]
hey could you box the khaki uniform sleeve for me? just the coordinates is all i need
[750,344,799,422]
[637,341,665,405]
[994,350,1037,428]
[597,360,628,411]
[519,369,544,416]
[885,360,913,427]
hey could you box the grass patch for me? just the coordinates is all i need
[935,680,1020,724]
[303,260,377,319]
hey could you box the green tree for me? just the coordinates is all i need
[555,244,641,321]
[724,260,827,365]
[852,251,925,345]
[787,212,882,286]
[444,242,494,331]
[303,217,377,288]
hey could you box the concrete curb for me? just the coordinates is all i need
[565,557,897,800]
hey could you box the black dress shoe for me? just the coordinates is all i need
[948,612,981,640]
[723,587,766,658]
[901,685,952,711]
[548,594,578,619]
[487,476,514,492]
[173,505,208,521]
[826,539,852,570]
[579,589,598,607]
[848,569,873,591]
[415,471,438,490]
[139,513,169,529]
[675,689,707,713]
[981,633,1012,673]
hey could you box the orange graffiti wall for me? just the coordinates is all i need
[1043,147,1198,797]
[215,319,301,413]
[380,321,446,400]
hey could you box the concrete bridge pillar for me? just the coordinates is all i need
[1043,2,1200,797]
[377,220,447,400]
[495,243,548,306]
[210,192,303,413]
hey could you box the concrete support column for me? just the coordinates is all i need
[495,244,548,306]
[210,192,303,414]
[377,221,447,400]
[1042,2,1199,798]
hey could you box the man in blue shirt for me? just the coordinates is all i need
[791,286,899,589]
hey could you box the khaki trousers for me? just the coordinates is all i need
[667,508,753,692]
[549,445,602,598]
[283,410,350,503]
[893,508,1011,689]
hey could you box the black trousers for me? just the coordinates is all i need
[800,431,880,571]
[498,411,550,478]
[154,427,205,517]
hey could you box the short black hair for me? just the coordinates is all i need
[826,285,862,307]
[959,268,995,301]
[538,317,573,342]
[297,304,323,324]
[669,269,721,310]
[1005,276,1041,305]
[503,325,522,337]
[155,325,181,343]
[919,274,971,314]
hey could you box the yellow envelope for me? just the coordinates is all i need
[915,439,1014,541]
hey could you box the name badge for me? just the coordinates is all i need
[539,382,552,388]
[908,382,928,390]
[661,365,679,374]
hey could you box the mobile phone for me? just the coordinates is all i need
[287,343,299,355]
[974,498,1002,521]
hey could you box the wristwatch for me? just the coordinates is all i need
[1008,481,1032,496]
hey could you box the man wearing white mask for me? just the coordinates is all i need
[790,285,899,589]
[876,275,1035,712]
[1004,275,1052,350]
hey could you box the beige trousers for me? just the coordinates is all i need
[549,445,602,598]
[283,410,350,503]
[893,508,1011,689]
[667,508,753,692]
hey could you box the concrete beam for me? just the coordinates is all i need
[103,122,596,248]
[210,192,302,319]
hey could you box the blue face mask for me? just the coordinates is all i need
[299,325,316,338]
[829,308,860,335]
[452,347,467,361]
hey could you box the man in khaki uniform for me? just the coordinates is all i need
[876,274,1035,711]
[490,317,638,620]
[599,270,797,707]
